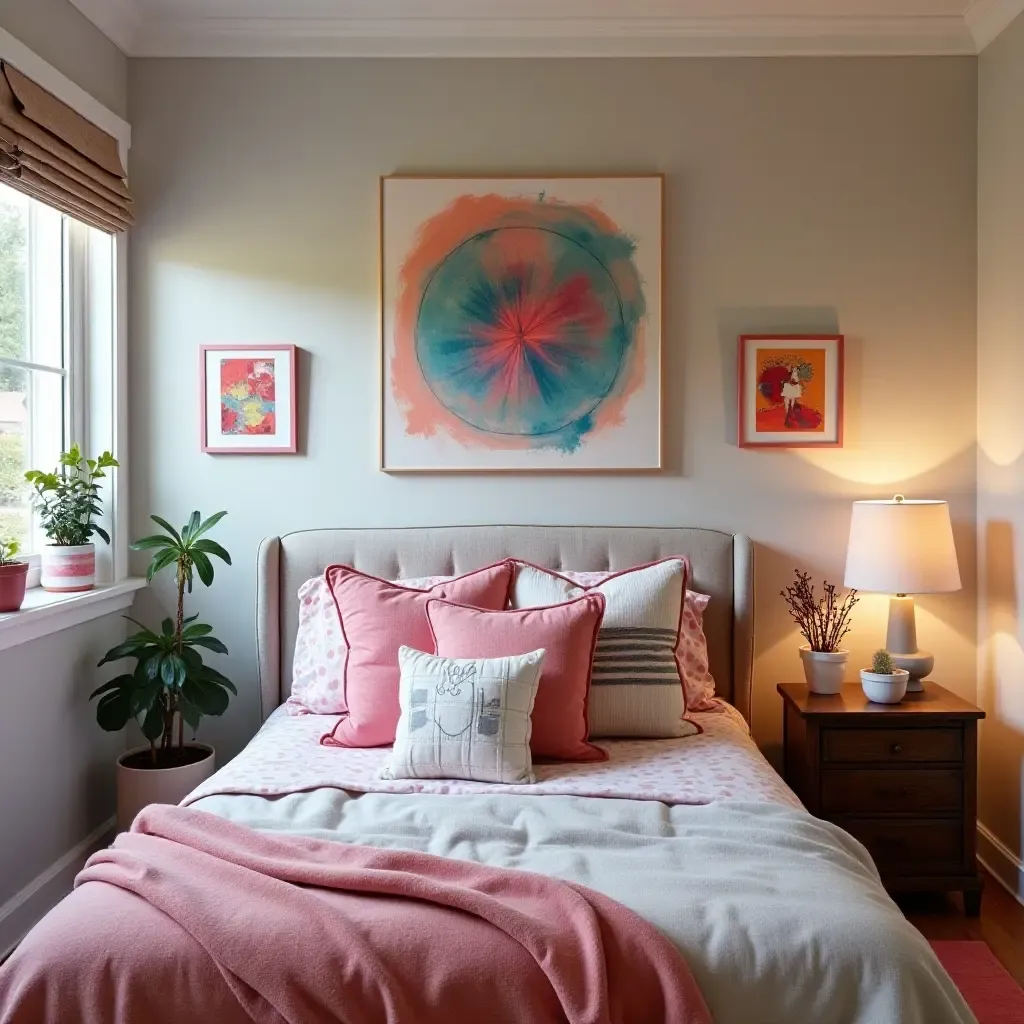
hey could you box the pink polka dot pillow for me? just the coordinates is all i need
[563,571,718,712]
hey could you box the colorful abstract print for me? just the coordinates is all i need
[220,358,276,436]
[392,195,647,453]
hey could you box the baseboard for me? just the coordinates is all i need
[0,816,116,962]
[978,822,1024,908]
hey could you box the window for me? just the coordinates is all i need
[0,182,112,557]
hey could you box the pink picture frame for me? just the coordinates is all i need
[200,344,298,454]
[737,334,844,449]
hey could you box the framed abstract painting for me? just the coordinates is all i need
[738,335,845,449]
[200,344,297,454]
[380,175,663,472]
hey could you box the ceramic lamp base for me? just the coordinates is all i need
[886,595,933,691]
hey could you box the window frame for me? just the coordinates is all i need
[0,27,131,596]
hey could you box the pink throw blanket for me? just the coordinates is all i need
[1,806,711,1024]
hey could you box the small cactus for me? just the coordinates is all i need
[871,649,894,675]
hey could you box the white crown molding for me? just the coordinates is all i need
[965,0,1024,49]
[67,0,141,54]
[129,15,975,58]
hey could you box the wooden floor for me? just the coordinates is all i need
[896,869,1024,988]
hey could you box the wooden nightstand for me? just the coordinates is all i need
[777,682,986,915]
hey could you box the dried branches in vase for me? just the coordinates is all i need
[781,570,859,652]
[781,570,859,694]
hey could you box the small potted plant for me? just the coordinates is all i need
[25,445,118,592]
[92,510,234,830]
[860,649,910,704]
[782,570,859,694]
[0,537,29,612]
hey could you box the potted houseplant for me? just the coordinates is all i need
[0,537,29,612]
[782,570,859,694]
[25,445,118,592]
[92,510,234,830]
[860,648,910,704]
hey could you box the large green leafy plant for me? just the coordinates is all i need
[92,511,235,767]
[25,444,118,546]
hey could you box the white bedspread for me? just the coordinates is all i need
[190,708,974,1024]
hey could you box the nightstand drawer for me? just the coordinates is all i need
[821,769,962,815]
[839,818,963,875]
[821,727,962,764]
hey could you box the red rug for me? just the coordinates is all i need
[930,941,1024,1023]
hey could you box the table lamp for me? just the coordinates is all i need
[843,495,961,692]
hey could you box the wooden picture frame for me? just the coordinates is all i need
[738,335,844,448]
[379,174,664,473]
[200,344,298,454]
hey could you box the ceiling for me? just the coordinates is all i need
[68,0,1024,58]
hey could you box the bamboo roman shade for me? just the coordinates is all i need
[0,61,132,233]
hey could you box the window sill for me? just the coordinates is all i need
[0,579,147,653]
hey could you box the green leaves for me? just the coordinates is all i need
[131,511,231,589]
[24,446,117,547]
[92,509,233,750]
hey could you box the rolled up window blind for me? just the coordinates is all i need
[0,61,132,233]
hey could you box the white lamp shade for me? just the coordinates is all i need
[844,498,961,595]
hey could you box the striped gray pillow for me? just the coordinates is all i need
[511,559,693,739]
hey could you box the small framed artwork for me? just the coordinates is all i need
[380,174,663,472]
[738,335,844,449]
[200,344,297,454]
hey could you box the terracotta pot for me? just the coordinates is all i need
[41,543,95,592]
[0,561,29,612]
[799,646,849,694]
[116,743,216,831]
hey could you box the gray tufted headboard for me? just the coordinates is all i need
[256,526,754,724]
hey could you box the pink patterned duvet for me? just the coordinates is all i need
[183,703,801,809]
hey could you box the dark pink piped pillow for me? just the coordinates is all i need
[321,562,514,748]
[427,593,607,763]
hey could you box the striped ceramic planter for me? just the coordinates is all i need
[41,543,96,592]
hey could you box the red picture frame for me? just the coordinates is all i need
[200,344,298,454]
[737,335,844,449]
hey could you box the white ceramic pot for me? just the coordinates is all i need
[116,743,215,832]
[799,646,849,694]
[40,543,95,592]
[860,669,910,704]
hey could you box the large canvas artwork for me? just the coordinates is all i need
[380,176,663,471]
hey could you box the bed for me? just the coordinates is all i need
[0,527,974,1023]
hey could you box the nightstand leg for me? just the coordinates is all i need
[962,886,983,918]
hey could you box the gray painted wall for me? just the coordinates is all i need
[127,56,979,766]
[977,11,1024,873]
[0,0,127,119]
[0,0,129,947]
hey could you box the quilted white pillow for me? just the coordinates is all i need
[564,571,718,712]
[513,559,690,738]
[381,646,545,784]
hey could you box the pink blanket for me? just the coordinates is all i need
[1,806,711,1024]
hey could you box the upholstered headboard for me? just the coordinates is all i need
[256,526,754,724]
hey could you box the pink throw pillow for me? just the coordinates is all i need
[289,573,459,716]
[427,594,607,763]
[562,571,718,712]
[320,562,514,748]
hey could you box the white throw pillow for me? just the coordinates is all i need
[381,646,545,784]
[513,559,689,738]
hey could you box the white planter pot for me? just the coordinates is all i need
[799,646,849,694]
[116,743,215,832]
[860,669,910,704]
[40,543,96,592]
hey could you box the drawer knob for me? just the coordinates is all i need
[891,743,903,755]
